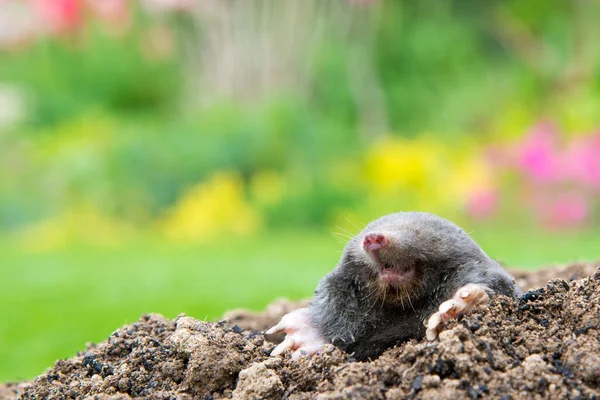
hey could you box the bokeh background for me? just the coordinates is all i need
[2,0,600,381]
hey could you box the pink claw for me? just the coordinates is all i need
[425,283,490,341]
[266,308,329,359]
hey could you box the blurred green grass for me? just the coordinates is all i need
[1,228,599,382]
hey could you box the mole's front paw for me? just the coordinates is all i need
[425,283,490,341]
[265,308,329,359]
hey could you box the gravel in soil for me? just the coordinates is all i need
[2,262,599,399]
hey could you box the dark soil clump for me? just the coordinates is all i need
[3,263,599,399]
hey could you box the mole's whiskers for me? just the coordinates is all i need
[380,286,387,309]
[334,225,355,237]
[344,217,362,233]
[332,231,353,241]
[405,288,416,313]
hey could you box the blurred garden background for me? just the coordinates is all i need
[1,0,600,381]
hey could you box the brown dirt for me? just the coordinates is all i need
[2,262,599,400]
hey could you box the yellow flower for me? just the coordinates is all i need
[362,135,498,216]
[364,136,447,194]
[437,154,495,207]
[160,171,261,242]
[250,170,286,206]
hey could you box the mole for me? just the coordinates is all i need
[267,211,522,360]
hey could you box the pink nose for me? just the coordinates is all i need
[363,233,388,252]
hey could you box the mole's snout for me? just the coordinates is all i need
[363,233,388,252]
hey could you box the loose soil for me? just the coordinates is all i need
[2,262,599,399]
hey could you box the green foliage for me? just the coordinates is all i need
[0,28,179,127]
[1,1,599,237]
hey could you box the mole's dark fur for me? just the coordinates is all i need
[310,212,521,360]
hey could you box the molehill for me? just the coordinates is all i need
[2,263,599,399]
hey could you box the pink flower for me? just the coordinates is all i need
[516,122,562,183]
[563,131,600,189]
[479,120,599,229]
[34,0,82,34]
[466,189,499,219]
[538,192,589,229]
[87,0,129,23]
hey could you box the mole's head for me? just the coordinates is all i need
[361,231,418,288]
[339,212,486,304]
